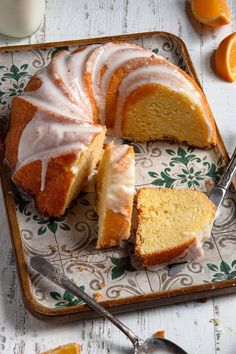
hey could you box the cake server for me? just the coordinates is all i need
[30,256,188,354]
[208,146,236,212]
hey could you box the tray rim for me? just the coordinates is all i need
[0,30,233,321]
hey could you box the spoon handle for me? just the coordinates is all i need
[209,146,236,210]
[217,146,236,190]
[30,256,142,348]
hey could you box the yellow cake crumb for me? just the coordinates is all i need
[135,188,216,266]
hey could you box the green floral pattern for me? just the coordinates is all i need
[32,215,71,235]
[16,197,71,236]
[50,46,69,59]
[50,287,85,307]
[111,256,136,280]
[207,261,236,282]
[148,147,224,188]
[0,64,31,110]
[16,197,31,216]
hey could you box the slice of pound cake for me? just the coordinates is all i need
[96,142,135,248]
[135,188,216,266]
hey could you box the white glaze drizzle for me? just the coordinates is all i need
[25,54,89,122]
[106,144,135,216]
[15,41,213,197]
[86,42,156,122]
[113,64,212,139]
[23,95,89,123]
[53,45,98,117]
[40,159,49,191]
[181,220,214,242]
[16,110,103,191]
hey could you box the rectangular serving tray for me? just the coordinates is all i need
[1,31,236,322]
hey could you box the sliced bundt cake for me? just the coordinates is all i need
[5,41,217,216]
[96,142,135,248]
[135,188,216,266]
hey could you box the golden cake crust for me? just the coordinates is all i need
[13,154,78,216]
[135,234,197,266]
[5,96,105,216]
[5,97,37,167]
[105,56,162,128]
[84,41,145,123]
[96,207,132,249]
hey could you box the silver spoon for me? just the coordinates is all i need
[30,256,188,354]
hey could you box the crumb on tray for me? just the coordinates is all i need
[93,291,103,301]
[153,330,165,338]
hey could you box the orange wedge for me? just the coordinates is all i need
[42,343,80,354]
[215,32,236,82]
[191,0,231,27]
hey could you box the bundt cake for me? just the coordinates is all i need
[42,343,80,354]
[135,188,216,266]
[5,41,217,216]
[96,142,135,248]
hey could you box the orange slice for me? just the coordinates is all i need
[215,32,236,82]
[191,0,231,27]
[42,343,80,354]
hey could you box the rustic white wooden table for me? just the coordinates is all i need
[0,1,236,353]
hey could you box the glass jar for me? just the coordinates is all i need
[0,0,45,38]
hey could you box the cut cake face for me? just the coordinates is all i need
[135,188,216,266]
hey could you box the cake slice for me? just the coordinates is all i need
[96,142,135,248]
[135,188,216,266]
[42,343,80,354]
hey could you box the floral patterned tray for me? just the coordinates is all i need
[1,32,236,321]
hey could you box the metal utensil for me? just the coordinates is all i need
[209,146,236,212]
[30,256,188,354]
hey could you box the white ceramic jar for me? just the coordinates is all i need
[0,0,45,38]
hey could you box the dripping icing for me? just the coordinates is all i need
[16,110,103,191]
[41,159,49,191]
[106,143,135,216]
